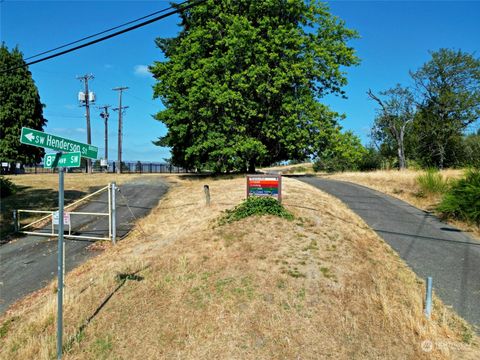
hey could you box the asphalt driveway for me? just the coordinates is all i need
[300,177,480,332]
[0,176,169,314]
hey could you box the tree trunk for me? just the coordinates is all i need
[247,160,256,174]
[397,145,406,170]
[396,128,406,170]
[438,144,445,170]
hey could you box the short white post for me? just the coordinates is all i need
[425,277,433,319]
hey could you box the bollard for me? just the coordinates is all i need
[204,185,210,206]
[425,276,433,319]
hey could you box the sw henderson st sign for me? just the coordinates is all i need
[20,127,98,159]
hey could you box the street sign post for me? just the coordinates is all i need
[19,128,94,359]
[20,127,98,159]
[44,152,81,168]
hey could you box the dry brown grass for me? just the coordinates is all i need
[324,169,480,240]
[259,162,315,174]
[0,176,478,359]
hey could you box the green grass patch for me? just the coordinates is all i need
[0,317,18,339]
[219,196,294,225]
[437,168,480,225]
[416,168,450,196]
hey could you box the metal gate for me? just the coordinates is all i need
[14,182,117,244]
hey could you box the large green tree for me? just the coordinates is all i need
[410,49,480,169]
[151,0,358,172]
[0,44,47,170]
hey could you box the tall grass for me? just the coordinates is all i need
[416,169,450,196]
[437,168,480,225]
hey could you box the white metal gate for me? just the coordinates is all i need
[14,182,117,244]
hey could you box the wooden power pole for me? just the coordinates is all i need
[77,74,95,173]
[112,87,128,174]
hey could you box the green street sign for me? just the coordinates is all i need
[20,127,98,159]
[44,152,81,168]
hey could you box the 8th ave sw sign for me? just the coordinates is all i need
[20,127,98,159]
[44,152,81,168]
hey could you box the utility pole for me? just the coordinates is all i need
[112,87,128,174]
[77,74,95,173]
[97,105,111,162]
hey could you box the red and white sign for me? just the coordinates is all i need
[52,211,71,226]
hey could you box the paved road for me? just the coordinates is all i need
[300,177,480,331]
[0,176,168,314]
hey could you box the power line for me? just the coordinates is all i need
[24,0,191,61]
[0,0,206,74]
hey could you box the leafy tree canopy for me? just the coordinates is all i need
[313,129,366,172]
[410,48,480,168]
[0,44,47,167]
[151,0,359,172]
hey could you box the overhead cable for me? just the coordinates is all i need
[24,0,191,61]
[0,0,206,74]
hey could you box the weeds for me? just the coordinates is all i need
[219,196,294,225]
[416,168,449,196]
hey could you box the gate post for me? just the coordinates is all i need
[111,182,116,245]
[13,210,18,232]
[108,183,112,241]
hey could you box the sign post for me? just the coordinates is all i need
[56,168,64,360]
[19,128,95,360]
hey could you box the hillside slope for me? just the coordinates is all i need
[0,177,477,359]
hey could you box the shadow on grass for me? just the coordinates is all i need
[1,185,106,244]
[64,270,145,354]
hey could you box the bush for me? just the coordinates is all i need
[358,147,382,171]
[313,130,367,173]
[219,196,293,224]
[437,169,480,225]
[416,169,449,196]
[0,176,17,197]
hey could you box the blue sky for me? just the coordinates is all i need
[1,1,479,162]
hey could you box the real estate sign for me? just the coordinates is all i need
[246,174,282,202]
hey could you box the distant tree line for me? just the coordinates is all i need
[313,48,480,173]
[367,48,480,171]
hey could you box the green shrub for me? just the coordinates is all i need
[313,130,367,173]
[358,147,382,171]
[219,196,294,224]
[0,176,17,197]
[437,169,480,225]
[416,169,449,196]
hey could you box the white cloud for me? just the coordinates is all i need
[133,64,151,77]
